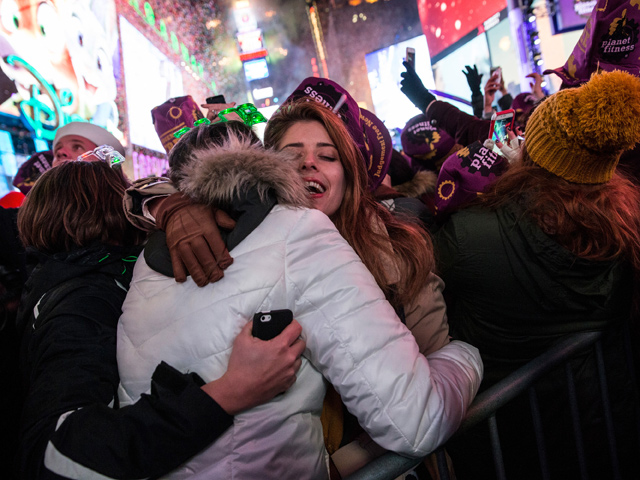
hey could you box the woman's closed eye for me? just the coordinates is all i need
[317,148,337,162]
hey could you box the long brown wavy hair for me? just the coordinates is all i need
[264,100,434,307]
[480,144,640,271]
[18,161,145,253]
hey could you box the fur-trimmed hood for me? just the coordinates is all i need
[394,170,437,198]
[176,135,311,209]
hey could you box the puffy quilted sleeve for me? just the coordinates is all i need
[284,209,483,458]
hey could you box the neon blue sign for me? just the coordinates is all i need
[5,55,84,141]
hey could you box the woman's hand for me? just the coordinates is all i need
[483,71,501,114]
[400,61,436,112]
[495,129,523,164]
[526,72,545,100]
[202,320,306,414]
[200,102,238,122]
[462,65,483,95]
[155,193,235,286]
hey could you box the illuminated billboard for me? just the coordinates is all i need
[551,0,596,34]
[119,16,183,152]
[0,0,122,141]
[244,58,270,82]
[418,0,507,58]
[365,35,435,131]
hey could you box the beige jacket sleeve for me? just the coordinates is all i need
[404,272,450,356]
[123,176,177,231]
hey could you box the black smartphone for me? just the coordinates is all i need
[406,47,415,69]
[252,309,293,340]
[206,94,226,104]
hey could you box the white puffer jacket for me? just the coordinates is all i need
[117,137,483,480]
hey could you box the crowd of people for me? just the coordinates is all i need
[1,0,639,478]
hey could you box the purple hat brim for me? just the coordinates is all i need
[359,108,392,190]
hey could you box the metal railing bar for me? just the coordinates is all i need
[528,387,550,480]
[595,339,621,480]
[342,452,421,480]
[488,414,507,480]
[459,331,602,433]
[565,362,588,480]
[345,331,604,480]
[621,321,640,442]
[435,447,451,480]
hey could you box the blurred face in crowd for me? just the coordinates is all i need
[53,135,98,166]
[279,120,346,217]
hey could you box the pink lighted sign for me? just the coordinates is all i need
[418,0,507,57]
[133,151,169,179]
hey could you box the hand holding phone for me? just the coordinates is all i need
[489,109,515,144]
[201,99,236,121]
[492,67,502,86]
[252,309,294,341]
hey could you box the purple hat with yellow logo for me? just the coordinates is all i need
[284,77,391,190]
[544,0,640,87]
[151,95,205,153]
[359,108,392,189]
[434,140,506,217]
[510,92,538,115]
[13,151,53,195]
[401,114,456,170]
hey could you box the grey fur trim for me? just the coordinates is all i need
[394,170,437,198]
[176,134,311,208]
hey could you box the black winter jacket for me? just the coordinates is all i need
[17,243,233,480]
[434,203,640,479]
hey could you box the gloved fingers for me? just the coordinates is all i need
[402,60,418,77]
[190,233,231,276]
[483,139,496,150]
[190,235,221,268]
[186,236,227,284]
[169,248,189,283]
[214,209,237,230]
[174,244,210,287]
[207,263,224,284]
[198,222,233,269]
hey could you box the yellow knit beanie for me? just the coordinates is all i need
[525,70,640,184]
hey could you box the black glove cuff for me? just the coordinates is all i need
[417,91,436,112]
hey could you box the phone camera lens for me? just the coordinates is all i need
[260,315,271,322]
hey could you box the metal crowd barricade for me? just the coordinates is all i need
[345,328,638,480]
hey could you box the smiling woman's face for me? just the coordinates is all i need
[278,120,346,217]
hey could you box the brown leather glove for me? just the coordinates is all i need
[155,193,235,286]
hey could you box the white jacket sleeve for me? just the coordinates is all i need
[285,209,483,458]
